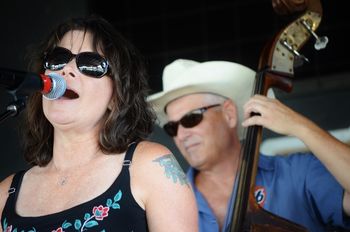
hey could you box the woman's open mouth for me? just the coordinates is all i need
[62,89,79,99]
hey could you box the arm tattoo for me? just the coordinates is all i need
[153,154,188,185]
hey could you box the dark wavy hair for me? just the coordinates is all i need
[23,15,156,166]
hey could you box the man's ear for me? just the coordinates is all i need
[222,99,238,128]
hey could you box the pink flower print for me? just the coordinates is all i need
[51,227,63,232]
[5,225,12,232]
[92,205,110,220]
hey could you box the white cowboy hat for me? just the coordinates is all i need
[147,59,258,139]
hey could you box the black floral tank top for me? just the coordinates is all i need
[1,142,148,231]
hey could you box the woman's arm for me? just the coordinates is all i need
[129,141,198,232]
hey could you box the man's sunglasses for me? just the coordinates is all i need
[163,104,221,137]
[44,47,109,78]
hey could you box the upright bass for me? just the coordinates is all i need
[226,0,328,231]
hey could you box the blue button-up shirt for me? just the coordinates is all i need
[187,153,350,232]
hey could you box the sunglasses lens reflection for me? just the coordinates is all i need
[44,47,108,78]
[76,53,108,77]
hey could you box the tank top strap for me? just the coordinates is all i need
[8,170,26,198]
[2,170,26,218]
[122,142,138,168]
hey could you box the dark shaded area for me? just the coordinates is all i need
[88,0,348,93]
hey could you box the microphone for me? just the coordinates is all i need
[0,68,66,100]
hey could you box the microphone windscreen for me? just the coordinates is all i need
[43,73,66,100]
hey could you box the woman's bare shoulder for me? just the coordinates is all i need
[130,141,198,231]
[135,140,171,155]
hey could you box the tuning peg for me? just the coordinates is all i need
[280,39,309,67]
[301,19,329,50]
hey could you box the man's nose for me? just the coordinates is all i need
[176,124,192,141]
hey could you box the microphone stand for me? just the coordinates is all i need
[0,97,26,124]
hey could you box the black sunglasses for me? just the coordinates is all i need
[44,47,109,78]
[163,104,221,137]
